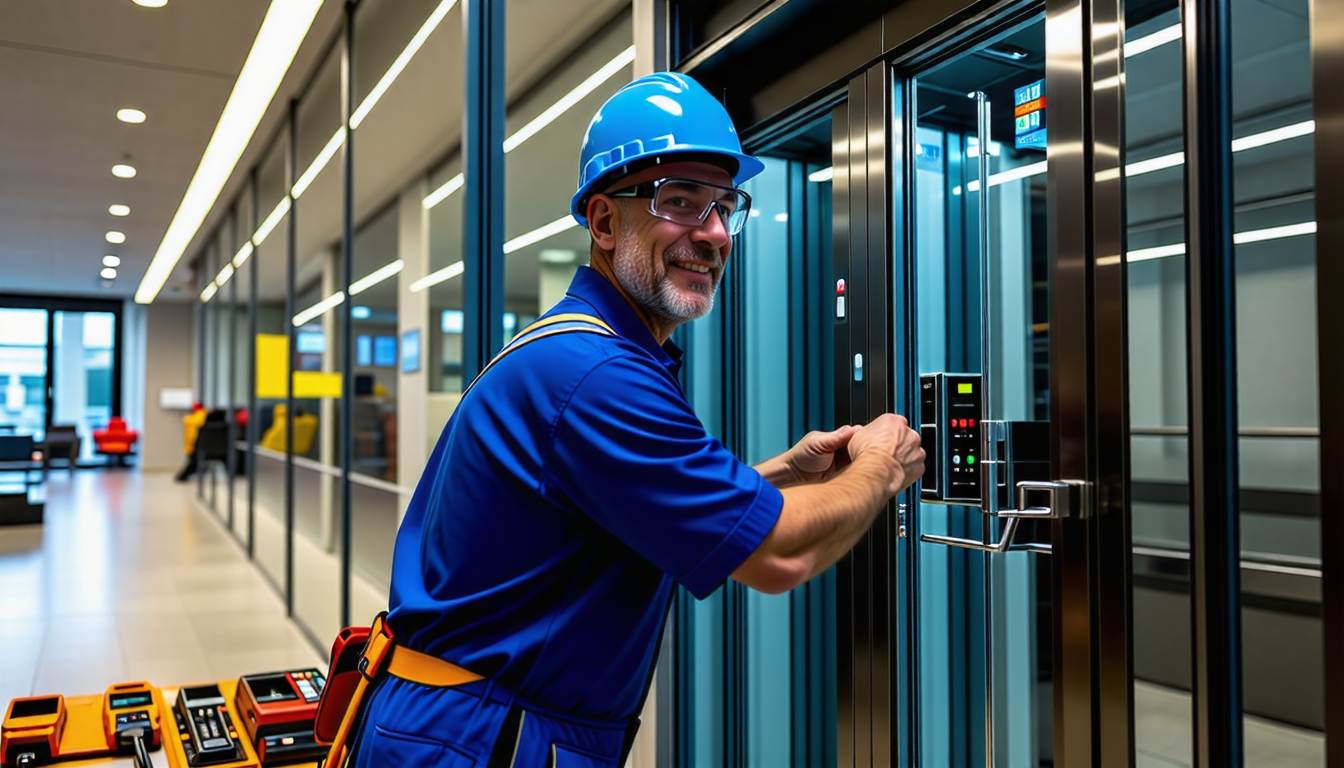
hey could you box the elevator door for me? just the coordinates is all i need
[901,15,1054,768]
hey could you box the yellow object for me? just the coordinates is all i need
[259,404,318,455]
[256,334,289,399]
[293,371,343,398]
[182,408,207,455]
[257,334,343,399]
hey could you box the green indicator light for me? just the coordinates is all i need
[958,383,974,394]
[967,455,976,465]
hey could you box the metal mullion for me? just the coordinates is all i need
[227,207,238,531]
[338,0,355,632]
[1046,1,1098,767]
[892,69,920,768]
[1089,0,1135,764]
[461,0,505,379]
[247,168,259,561]
[285,101,298,616]
[846,73,875,768]
[1314,0,1344,763]
[1182,0,1243,765]
[831,97,856,768]
[864,60,896,768]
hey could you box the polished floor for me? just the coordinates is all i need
[0,469,321,709]
[0,469,1328,768]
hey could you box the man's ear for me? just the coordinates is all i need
[587,195,619,252]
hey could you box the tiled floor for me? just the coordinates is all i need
[1136,681,1325,768]
[0,469,321,709]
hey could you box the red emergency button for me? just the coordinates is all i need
[836,278,846,295]
[969,419,976,427]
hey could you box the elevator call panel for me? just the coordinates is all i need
[919,373,1050,509]
[920,373,984,504]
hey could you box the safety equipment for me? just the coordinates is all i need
[608,176,754,236]
[570,72,765,226]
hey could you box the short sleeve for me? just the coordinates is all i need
[545,355,783,599]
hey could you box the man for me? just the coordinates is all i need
[349,72,923,768]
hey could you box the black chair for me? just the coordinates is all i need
[194,422,231,474]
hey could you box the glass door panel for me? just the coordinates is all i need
[906,14,1051,767]
[51,311,116,464]
[0,309,49,443]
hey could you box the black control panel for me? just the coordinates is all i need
[920,373,984,504]
[175,685,241,766]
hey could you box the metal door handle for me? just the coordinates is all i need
[1014,479,1090,520]
[919,517,1053,554]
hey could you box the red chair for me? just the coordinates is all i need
[93,417,139,466]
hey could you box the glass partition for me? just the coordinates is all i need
[1230,0,1322,759]
[290,40,345,643]
[501,11,633,337]
[231,184,256,546]
[251,129,292,597]
[0,309,48,442]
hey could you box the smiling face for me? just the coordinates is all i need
[593,161,736,329]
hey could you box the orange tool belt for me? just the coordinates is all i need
[315,613,482,768]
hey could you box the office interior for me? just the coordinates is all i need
[0,0,1339,766]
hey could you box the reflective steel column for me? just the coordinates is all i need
[1182,0,1244,765]
[1313,0,1344,763]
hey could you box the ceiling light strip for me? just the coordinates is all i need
[351,0,459,128]
[1231,120,1315,152]
[1124,23,1181,58]
[293,291,346,326]
[232,242,255,269]
[503,215,580,254]
[965,160,1049,192]
[200,282,219,303]
[1128,221,1316,263]
[809,167,834,183]
[410,261,465,292]
[254,197,292,245]
[502,46,636,153]
[349,260,405,295]
[423,173,465,209]
[135,0,323,305]
[293,130,345,199]
[216,263,236,287]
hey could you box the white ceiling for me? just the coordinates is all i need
[201,0,632,309]
[0,0,345,301]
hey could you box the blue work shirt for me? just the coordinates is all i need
[386,266,784,721]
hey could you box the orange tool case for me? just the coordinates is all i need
[1,682,163,767]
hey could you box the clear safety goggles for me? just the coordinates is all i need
[606,177,753,236]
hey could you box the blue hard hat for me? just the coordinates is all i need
[570,72,765,226]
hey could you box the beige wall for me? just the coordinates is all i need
[140,302,196,471]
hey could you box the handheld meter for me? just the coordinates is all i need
[235,668,326,765]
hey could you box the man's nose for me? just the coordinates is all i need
[691,205,732,249]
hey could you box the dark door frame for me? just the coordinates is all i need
[0,293,126,448]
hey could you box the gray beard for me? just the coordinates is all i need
[612,227,720,323]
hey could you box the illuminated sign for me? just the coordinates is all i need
[1014,79,1046,150]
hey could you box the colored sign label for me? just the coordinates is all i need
[1014,79,1047,150]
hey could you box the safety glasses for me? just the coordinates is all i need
[606,177,753,236]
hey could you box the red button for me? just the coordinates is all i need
[960,419,968,428]
[950,420,956,429]
[969,419,976,427]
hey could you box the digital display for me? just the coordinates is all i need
[401,330,421,374]
[296,331,326,354]
[110,692,153,710]
[374,336,397,367]
[958,383,974,394]
[1014,79,1047,150]
[357,335,372,367]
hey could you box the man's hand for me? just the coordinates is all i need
[846,414,925,497]
[781,426,858,485]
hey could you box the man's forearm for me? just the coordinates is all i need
[754,453,799,488]
[759,453,895,580]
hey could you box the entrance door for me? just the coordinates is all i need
[832,4,1129,767]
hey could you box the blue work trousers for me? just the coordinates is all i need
[349,675,632,768]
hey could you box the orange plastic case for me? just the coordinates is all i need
[1,682,164,766]
[2,695,65,765]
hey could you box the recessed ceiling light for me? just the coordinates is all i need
[103,255,121,268]
[112,164,137,179]
[100,267,118,280]
[117,108,147,124]
[131,0,168,7]
[109,204,131,217]
[106,231,126,244]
